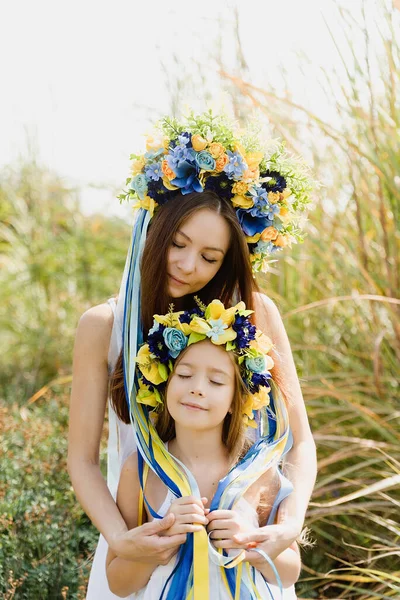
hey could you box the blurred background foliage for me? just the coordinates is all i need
[1,1,399,598]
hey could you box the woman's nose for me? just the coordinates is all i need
[178,252,196,274]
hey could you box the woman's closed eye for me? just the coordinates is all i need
[172,241,185,249]
[203,256,217,264]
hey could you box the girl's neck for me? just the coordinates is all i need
[169,426,230,471]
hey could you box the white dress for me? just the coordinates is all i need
[86,298,297,599]
[131,488,297,600]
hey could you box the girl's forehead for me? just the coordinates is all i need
[176,340,234,372]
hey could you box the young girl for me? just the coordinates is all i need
[68,111,316,598]
[106,300,300,599]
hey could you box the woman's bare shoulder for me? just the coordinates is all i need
[252,291,281,314]
[74,302,115,363]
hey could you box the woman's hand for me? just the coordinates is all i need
[163,496,209,537]
[234,520,302,561]
[207,509,255,550]
[109,513,187,565]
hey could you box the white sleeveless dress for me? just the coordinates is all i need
[86,298,297,599]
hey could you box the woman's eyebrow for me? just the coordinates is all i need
[176,230,225,254]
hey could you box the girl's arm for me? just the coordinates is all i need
[254,293,317,536]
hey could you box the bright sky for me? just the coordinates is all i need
[0,0,383,219]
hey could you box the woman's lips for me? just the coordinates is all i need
[169,274,188,286]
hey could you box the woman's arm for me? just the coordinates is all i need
[253,293,317,543]
[246,543,301,589]
[68,304,130,547]
[106,454,162,596]
[68,304,184,563]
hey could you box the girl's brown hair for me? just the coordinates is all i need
[111,190,258,423]
[155,342,249,459]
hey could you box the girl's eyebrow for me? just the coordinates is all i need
[176,230,225,255]
[177,362,231,378]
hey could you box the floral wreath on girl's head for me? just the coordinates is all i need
[135,298,275,428]
[118,110,315,273]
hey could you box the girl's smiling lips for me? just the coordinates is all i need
[180,402,208,411]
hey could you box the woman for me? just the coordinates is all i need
[68,111,317,598]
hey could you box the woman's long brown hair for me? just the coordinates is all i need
[110,190,258,423]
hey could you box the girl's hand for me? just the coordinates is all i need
[207,509,254,549]
[234,520,302,561]
[163,496,209,537]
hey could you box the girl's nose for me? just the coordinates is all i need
[190,387,204,397]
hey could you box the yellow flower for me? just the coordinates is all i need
[260,226,278,242]
[246,233,261,244]
[280,188,292,200]
[154,312,184,328]
[274,234,290,248]
[131,156,146,175]
[189,316,211,335]
[233,141,246,157]
[205,299,236,326]
[252,385,271,410]
[231,194,254,209]
[161,159,175,180]
[146,134,164,152]
[251,331,274,356]
[243,167,259,182]
[245,151,263,169]
[215,153,229,172]
[279,205,289,217]
[162,177,179,191]
[137,380,162,408]
[136,345,167,385]
[134,195,157,216]
[232,181,250,195]
[209,142,225,159]
[191,134,208,151]
[268,192,280,204]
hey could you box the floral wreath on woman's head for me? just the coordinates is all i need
[118,110,315,273]
[135,298,275,428]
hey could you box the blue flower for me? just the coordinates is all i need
[148,320,160,336]
[250,371,271,393]
[178,132,191,147]
[223,151,248,180]
[179,306,204,324]
[144,148,165,160]
[206,318,228,342]
[171,160,203,195]
[145,162,163,182]
[195,151,216,172]
[265,204,280,220]
[261,170,287,193]
[245,355,266,373]
[236,209,269,237]
[204,172,233,200]
[163,327,188,359]
[130,173,148,200]
[167,144,195,170]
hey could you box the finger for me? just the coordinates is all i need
[209,529,231,540]
[176,496,204,508]
[177,524,204,534]
[176,504,206,517]
[233,530,267,545]
[211,539,243,550]
[207,519,232,530]
[157,534,187,549]
[204,509,210,515]
[146,513,175,534]
[207,510,233,522]
[201,497,208,506]
[177,513,208,526]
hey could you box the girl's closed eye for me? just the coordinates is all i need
[210,379,225,386]
[178,373,192,379]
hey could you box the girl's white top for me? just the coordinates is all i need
[86,297,297,599]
